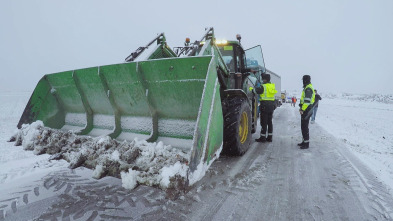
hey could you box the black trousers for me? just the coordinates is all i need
[260,111,273,137]
[301,116,310,142]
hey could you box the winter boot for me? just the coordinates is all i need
[255,136,267,143]
[300,142,309,149]
[266,135,273,142]
[297,141,305,146]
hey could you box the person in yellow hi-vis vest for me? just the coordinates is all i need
[255,74,278,142]
[298,75,315,149]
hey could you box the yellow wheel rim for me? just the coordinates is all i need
[239,111,248,144]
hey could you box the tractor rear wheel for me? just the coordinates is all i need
[222,96,252,156]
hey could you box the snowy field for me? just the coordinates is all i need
[1,91,393,220]
[316,93,393,190]
[286,91,393,190]
[282,91,393,190]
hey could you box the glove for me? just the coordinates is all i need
[255,87,263,94]
[299,109,303,115]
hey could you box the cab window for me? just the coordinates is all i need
[218,45,235,72]
[245,45,266,73]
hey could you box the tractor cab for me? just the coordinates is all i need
[216,40,246,73]
[216,41,266,80]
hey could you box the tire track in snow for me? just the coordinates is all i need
[1,168,172,220]
[307,116,393,220]
[202,140,274,220]
[331,136,393,220]
[179,107,290,221]
[184,103,393,220]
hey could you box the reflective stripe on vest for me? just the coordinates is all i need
[259,83,276,101]
[300,83,315,111]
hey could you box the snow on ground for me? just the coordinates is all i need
[1,91,393,199]
[9,121,189,191]
[0,92,192,199]
[0,92,67,186]
[281,91,393,191]
[315,93,393,190]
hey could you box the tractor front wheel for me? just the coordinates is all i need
[222,97,252,156]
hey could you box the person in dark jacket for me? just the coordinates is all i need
[298,75,315,149]
[255,73,278,142]
[311,89,322,123]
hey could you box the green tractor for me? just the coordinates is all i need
[17,27,267,182]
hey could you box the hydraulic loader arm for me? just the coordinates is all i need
[125,33,176,62]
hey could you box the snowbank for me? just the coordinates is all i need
[324,93,393,104]
[9,121,191,190]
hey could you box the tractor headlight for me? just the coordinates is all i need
[215,40,228,45]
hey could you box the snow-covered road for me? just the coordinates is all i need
[1,93,393,220]
[184,103,393,220]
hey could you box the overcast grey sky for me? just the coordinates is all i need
[1,0,392,94]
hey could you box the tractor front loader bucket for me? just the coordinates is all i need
[18,56,223,181]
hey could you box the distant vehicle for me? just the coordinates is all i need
[281,91,287,103]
